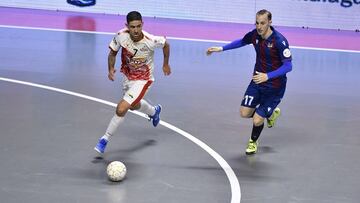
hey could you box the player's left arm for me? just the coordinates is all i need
[162,41,171,76]
[267,38,293,79]
[253,61,292,84]
[266,60,292,79]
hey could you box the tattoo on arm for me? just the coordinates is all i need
[108,50,117,71]
[163,42,170,65]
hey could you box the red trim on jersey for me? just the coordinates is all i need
[251,32,257,44]
[259,40,267,73]
[251,33,259,71]
[121,47,132,66]
[270,37,281,88]
[131,80,153,106]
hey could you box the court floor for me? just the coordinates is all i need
[1,8,360,203]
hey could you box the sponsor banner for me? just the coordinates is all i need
[0,0,358,30]
[67,0,96,7]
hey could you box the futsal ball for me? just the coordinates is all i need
[107,161,127,182]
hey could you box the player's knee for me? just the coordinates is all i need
[116,106,128,117]
[253,117,265,126]
[240,112,248,118]
[240,109,252,118]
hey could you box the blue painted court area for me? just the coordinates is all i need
[0,27,360,203]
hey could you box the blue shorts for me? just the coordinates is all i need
[241,82,286,118]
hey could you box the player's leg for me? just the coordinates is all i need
[245,112,266,155]
[240,82,263,155]
[264,87,285,128]
[246,87,284,155]
[240,106,256,118]
[267,107,281,128]
[132,99,161,127]
[95,78,138,154]
[240,82,260,118]
[147,103,162,127]
[127,80,162,127]
[132,100,155,116]
[244,87,285,155]
[94,100,131,154]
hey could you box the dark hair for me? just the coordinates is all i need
[126,11,142,24]
[256,9,272,21]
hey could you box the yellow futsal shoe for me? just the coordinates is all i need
[245,139,258,155]
[267,107,281,128]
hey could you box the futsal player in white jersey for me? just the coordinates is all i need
[95,11,171,154]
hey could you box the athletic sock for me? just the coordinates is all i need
[103,114,124,140]
[137,99,155,116]
[250,123,264,142]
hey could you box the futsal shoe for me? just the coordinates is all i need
[267,107,281,128]
[245,139,258,155]
[94,138,108,154]
[149,104,162,127]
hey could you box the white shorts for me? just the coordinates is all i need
[122,77,153,106]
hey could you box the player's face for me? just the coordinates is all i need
[127,20,143,42]
[255,14,272,39]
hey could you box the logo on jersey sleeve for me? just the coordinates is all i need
[283,48,291,58]
[112,37,117,45]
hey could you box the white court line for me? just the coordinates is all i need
[2,23,357,203]
[1,24,360,54]
[0,77,241,203]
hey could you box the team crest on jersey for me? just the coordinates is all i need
[267,43,273,48]
[283,48,291,58]
[255,39,259,44]
[140,46,149,52]
[129,56,147,68]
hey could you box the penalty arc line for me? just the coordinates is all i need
[0,77,241,203]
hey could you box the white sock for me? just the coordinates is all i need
[102,114,124,140]
[137,100,155,116]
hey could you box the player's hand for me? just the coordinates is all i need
[163,64,171,76]
[206,47,223,55]
[252,71,268,84]
[108,68,116,81]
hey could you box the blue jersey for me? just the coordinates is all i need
[242,26,292,88]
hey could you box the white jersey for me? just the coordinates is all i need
[109,28,166,81]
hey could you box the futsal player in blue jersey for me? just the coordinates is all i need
[206,9,292,155]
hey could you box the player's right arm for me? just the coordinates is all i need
[206,46,223,55]
[206,38,247,55]
[206,30,253,55]
[108,32,123,81]
[108,49,117,81]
